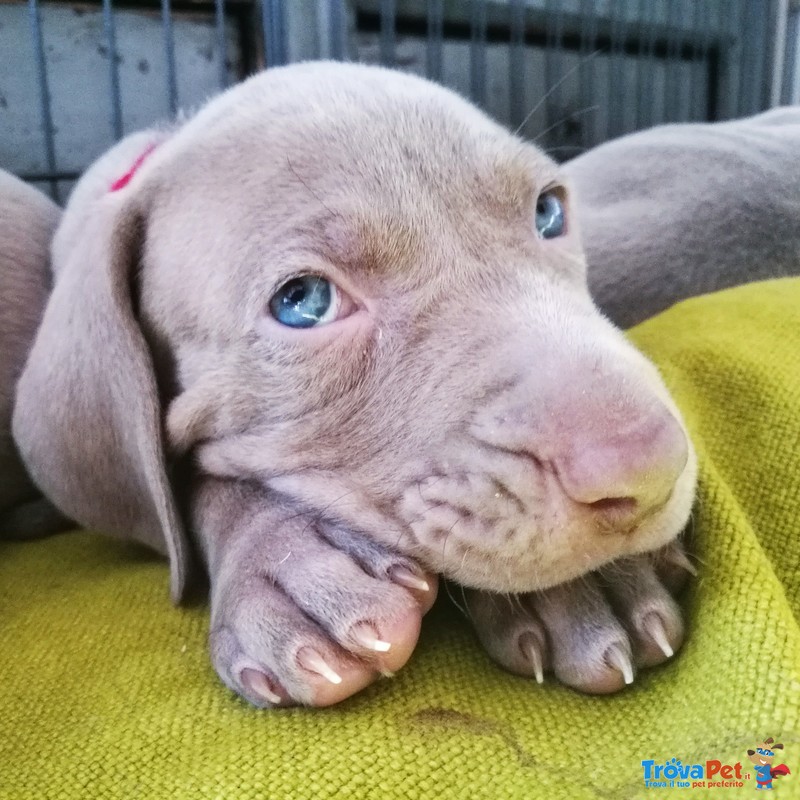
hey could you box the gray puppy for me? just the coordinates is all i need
[566,107,800,327]
[0,172,67,537]
[8,63,712,708]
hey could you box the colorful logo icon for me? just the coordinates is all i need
[747,738,790,790]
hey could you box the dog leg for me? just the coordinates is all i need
[192,476,438,707]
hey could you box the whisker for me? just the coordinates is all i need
[295,487,361,537]
[439,519,470,619]
[532,104,600,147]
[514,49,602,136]
[393,526,408,551]
[459,582,474,623]
[459,544,471,573]
[444,578,470,619]
[509,590,527,616]
[286,157,334,215]
[440,518,460,572]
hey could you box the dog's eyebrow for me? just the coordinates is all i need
[291,208,423,281]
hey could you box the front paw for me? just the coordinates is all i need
[207,506,438,708]
[465,540,695,693]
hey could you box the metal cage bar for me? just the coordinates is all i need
[469,0,487,107]
[426,0,443,81]
[580,0,599,149]
[262,0,286,67]
[101,0,123,140]
[27,0,59,201]
[508,0,525,131]
[379,0,396,67]
[8,0,799,200]
[161,0,179,114]
[770,0,790,106]
[328,0,348,61]
[214,0,228,89]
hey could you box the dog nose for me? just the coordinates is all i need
[554,411,689,527]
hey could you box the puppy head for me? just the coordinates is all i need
[14,62,696,598]
[747,739,783,766]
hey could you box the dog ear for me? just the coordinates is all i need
[12,177,189,602]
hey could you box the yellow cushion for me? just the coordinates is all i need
[2,278,799,799]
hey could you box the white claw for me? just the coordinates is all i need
[389,565,430,593]
[351,625,392,653]
[643,613,674,659]
[523,639,545,685]
[240,669,282,705]
[298,649,343,685]
[605,645,635,685]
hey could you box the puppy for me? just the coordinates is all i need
[0,172,68,537]
[565,107,800,328]
[12,62,697,707]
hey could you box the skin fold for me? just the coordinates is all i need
[6,63,711,706]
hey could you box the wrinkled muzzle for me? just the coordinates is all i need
[394,292,697,593]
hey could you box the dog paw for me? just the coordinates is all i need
[465,540,694,694]
[207,509,438,708]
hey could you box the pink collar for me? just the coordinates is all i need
[110,142,159,192]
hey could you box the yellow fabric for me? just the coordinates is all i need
[1,278,799,799]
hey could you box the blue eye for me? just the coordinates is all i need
[269,275,339,328]
[535,191,565,239]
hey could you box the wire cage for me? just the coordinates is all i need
[1,0,797,202]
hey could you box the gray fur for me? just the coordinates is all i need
[566,107,800,327]
[7,64,792,707]
[0,171,69,537]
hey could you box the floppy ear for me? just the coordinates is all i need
[12,183,189,602]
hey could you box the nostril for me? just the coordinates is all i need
[588,497,638,516]
[587,496,643,529]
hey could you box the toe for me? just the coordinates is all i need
[294,646,377,707]
[600,554,685,667]
[240,667,290,707]
[532,577,635,694]
[274,542,425,676]
[317,524,439,614]
[343,605,423,674]
[388,565,439,614]
[465,590,550,681]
